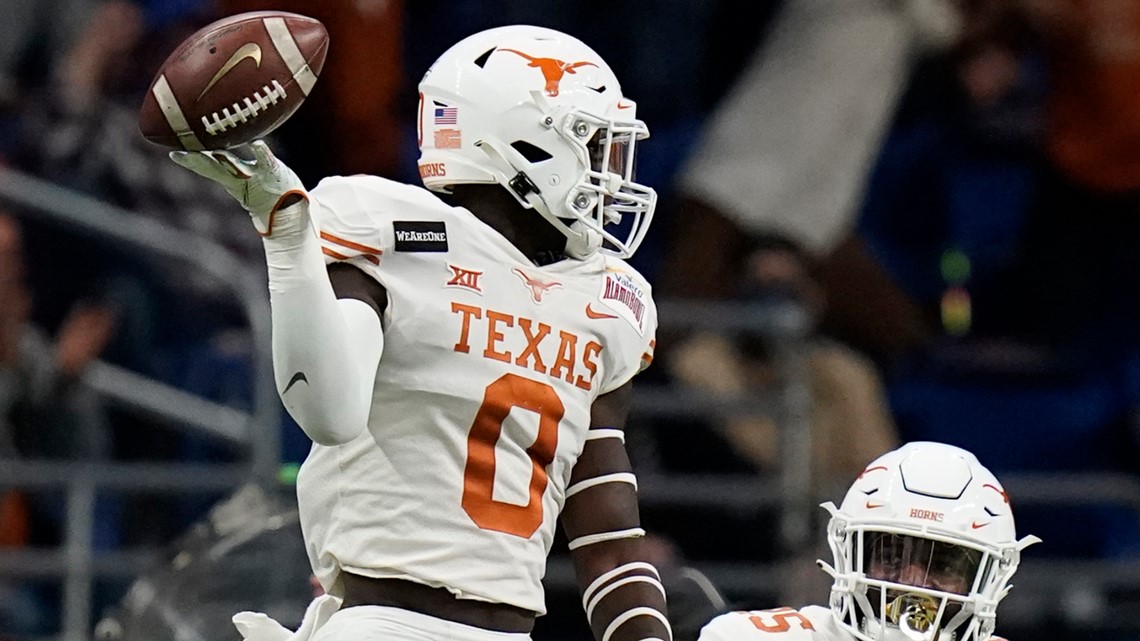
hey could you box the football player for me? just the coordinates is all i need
[697,442,1039,641]
[171,24,669,641]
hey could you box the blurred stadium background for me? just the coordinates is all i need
[2,1,1140,641]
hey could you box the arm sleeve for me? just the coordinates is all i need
[262,200,383,446]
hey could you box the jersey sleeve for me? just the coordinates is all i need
[596,259,658,395]
[310,174,452,286]
[699,612,749,641]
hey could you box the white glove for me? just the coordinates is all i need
[169,140,307,236]
[232,594,342,641]
[231,611,292,641]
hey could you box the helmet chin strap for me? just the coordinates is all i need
[475,139,600,258]
[564,219,602,258]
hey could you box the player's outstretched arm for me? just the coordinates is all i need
[170,143,381,445]
[562,382,672,641]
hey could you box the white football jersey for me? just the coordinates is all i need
[700,607,842,641]
[294,175,657,615]
[698,607,1011,641]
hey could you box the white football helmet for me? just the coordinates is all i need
[417,25,656,259]
[818,442,1040,641]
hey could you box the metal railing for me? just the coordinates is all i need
[0,166,282,641]
[637,297,819,565]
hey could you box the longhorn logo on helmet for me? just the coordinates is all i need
[496,48,597,96]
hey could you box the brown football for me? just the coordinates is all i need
[139,11,328,150]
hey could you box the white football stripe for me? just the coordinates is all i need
[585,428,625,443]
[264,17,318,96]
[152,75,204,150]
[581,562,661,610]
[602,607,671,641]
[586,575,666,622]
[567,527,645,551]
[565,472,637,499]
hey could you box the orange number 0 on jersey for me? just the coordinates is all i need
[747,608,815,633]
[462,373,565,538]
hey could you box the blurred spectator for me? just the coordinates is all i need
[666,242,899,500]
[13,0,262,299]
[660,0,963,367]
[12,0,401,363]
[659,240,899,607]
[850,0,1140,563]
[995,0,1140,359]
[0,0,102,111]
[0,212,116,637]
[5,0,255,495]
[855,0,1046,352]
[7,2,282,472]
[0,213,114,461]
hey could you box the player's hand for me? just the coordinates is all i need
[169,140,306,236]
[231,611,292,641]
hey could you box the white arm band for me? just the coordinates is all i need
[567,528,646,551]
[263,201,383,445]
[582,562,661,610]
[585,428,626,443]
[602,608,672,641]
[565,472,638,499]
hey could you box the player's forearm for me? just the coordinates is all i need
[563,431,671,641]
[263,202,382,445]
[572,538,672,641]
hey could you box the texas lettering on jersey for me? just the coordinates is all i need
[451,302,602,391]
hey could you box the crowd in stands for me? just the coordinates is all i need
[2,0,1140,639]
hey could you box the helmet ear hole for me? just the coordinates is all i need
[511,141,553,163]
[473,48,495,68]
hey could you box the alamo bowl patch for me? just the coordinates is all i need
[393,221,448,252]
[598,272,648,335]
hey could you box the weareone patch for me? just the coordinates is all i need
[393,221,448,252]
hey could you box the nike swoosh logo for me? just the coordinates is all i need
[865,501,885,509]
[971,521,989,529]
[616,100,634,110]
[586,304,618,320]
[198,42,263,101]
[282,371,308,394]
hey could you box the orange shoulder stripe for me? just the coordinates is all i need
[320,231,383,255]
[322,247,350,261]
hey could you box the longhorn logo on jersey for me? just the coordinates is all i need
[513,268,562,303]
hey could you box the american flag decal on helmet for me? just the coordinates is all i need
[434,107,458,125]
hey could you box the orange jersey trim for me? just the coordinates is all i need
[320,231,383,255]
